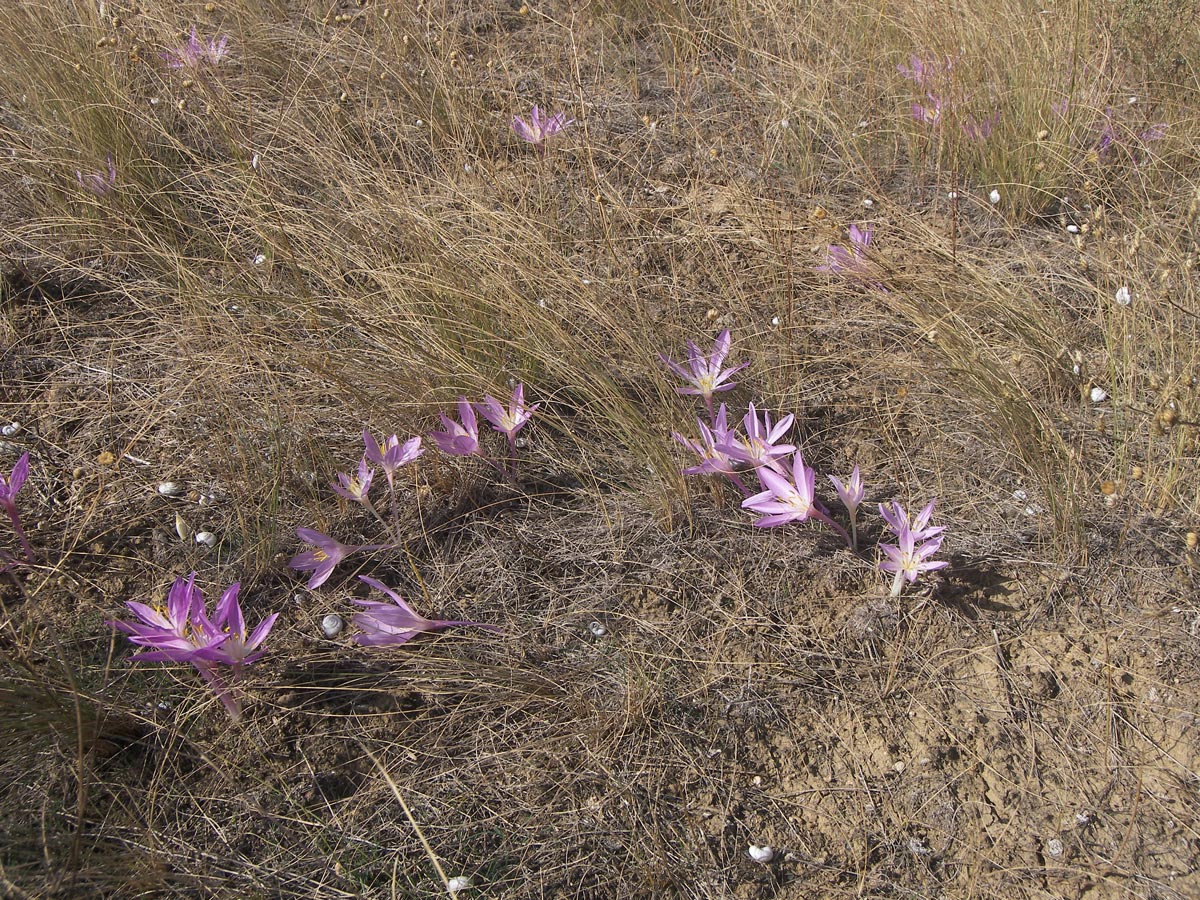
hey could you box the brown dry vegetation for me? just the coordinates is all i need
[2,0,1199,897]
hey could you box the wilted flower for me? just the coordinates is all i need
[290,527,384,590]
[76,154,117,196]
[511,105,574,155]
[476,383,539,448]
[429,398,482,457]
[351,576,500,647]
[332,456,375,504]
[660,328,749,417]
[879,526,948,596]
[162,25,228,69]
[816,224,873,278]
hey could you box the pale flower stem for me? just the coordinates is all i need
[362,497,399,543]
[849,515,858,552]
[196,663,241,721]
[889,569,905,598]
[3,502,35,563]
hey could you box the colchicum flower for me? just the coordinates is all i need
[659,328,749,417]
[476,383,539,448]
[879,526,948,597]
[511,105,575,155]
[742,450,851,546]
[815,224,873,278]
[1,451,35,562]
[672,404,748,493]
[108,574,278,719]
[429,398,483,457]
[162,25,228,69]
[76,154,117,196]
[720,402,795,469]
[828,465,865,549]
[290,527,384,590]
[351,576,500,647]
[362,431,423,483]
[331,456,375,504]
[879,499,944,542]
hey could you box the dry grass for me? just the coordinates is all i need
[2,0,1199,897]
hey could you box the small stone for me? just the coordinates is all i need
[195,531,217,547]
[1,422,19,437]
[1090,386,1108,403]
[989,189,1001,204]
[862,198,874,207]
[588,621,606,637]
[157,482,185,496]
[321,614,344,638]
[447,876,473,893]
[1046,837,1064,858]
[748,845,775,864]
[771,316,780,326]
[253,253,267,265]
[1114,285,1131,306]
[1066,224,1079,234]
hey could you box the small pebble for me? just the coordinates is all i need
[321,614,344,638]
[770,316,780,326]
[1,422,19,437]
[748,845,775,864]
[447,876,473,893]
[862,198,874,208]
[253,253,267,265]
[157,482,185,496]
[1046,837,1064,858]
[1114,286,1131,306]
[989,189,1001,204]
[1090,386,1108,403]
[588,621,606,637]
[195,531,217,547]
[1066,224,1079,234]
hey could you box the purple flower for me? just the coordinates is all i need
[879,499,944,542]
[1,452,35,563]
[428,398,482,457]
[897,55,932,87]
[963,110,1000,142]
[816,224,872,278]
[720,402,795,469]
[76,154,116,196]
[191,582,279,667]
[879,526,948,596]
[476,383,539,446]
[351,576,500,647]
[332,457,375,504]
[1051,97,1070,118]
[362,431,423,482]
[911,94,943,126]
[742,451,852,545]
[162,25,228,69]
[511,105,575,154]
[109,574,279,718]
[290,527,376,590]
[659,328,749,417]
[829,465,865,549]
[673,404,740,479]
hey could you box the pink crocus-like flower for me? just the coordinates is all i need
[362,432,423,483]
[673,404,740,476]
[290,527,383,590]
[76,154,117,196]
[816,224,872,278]
[879,526,948,596]
[828,465,865,549]
[660,328,749,417]
[720,402,795,469]
[742,451,851,545]
[963,110,1000,142]
[1,452,35,562]
[911,94,944,126]
[332,457,375,504]
[108,574,278,719]
[191,582,279,667]
[162,25,228,69]
[511,105,574,154]
[476,383,539,447]
[351,576,500,647]
[879,499,944,542]
[429,398,482,457]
